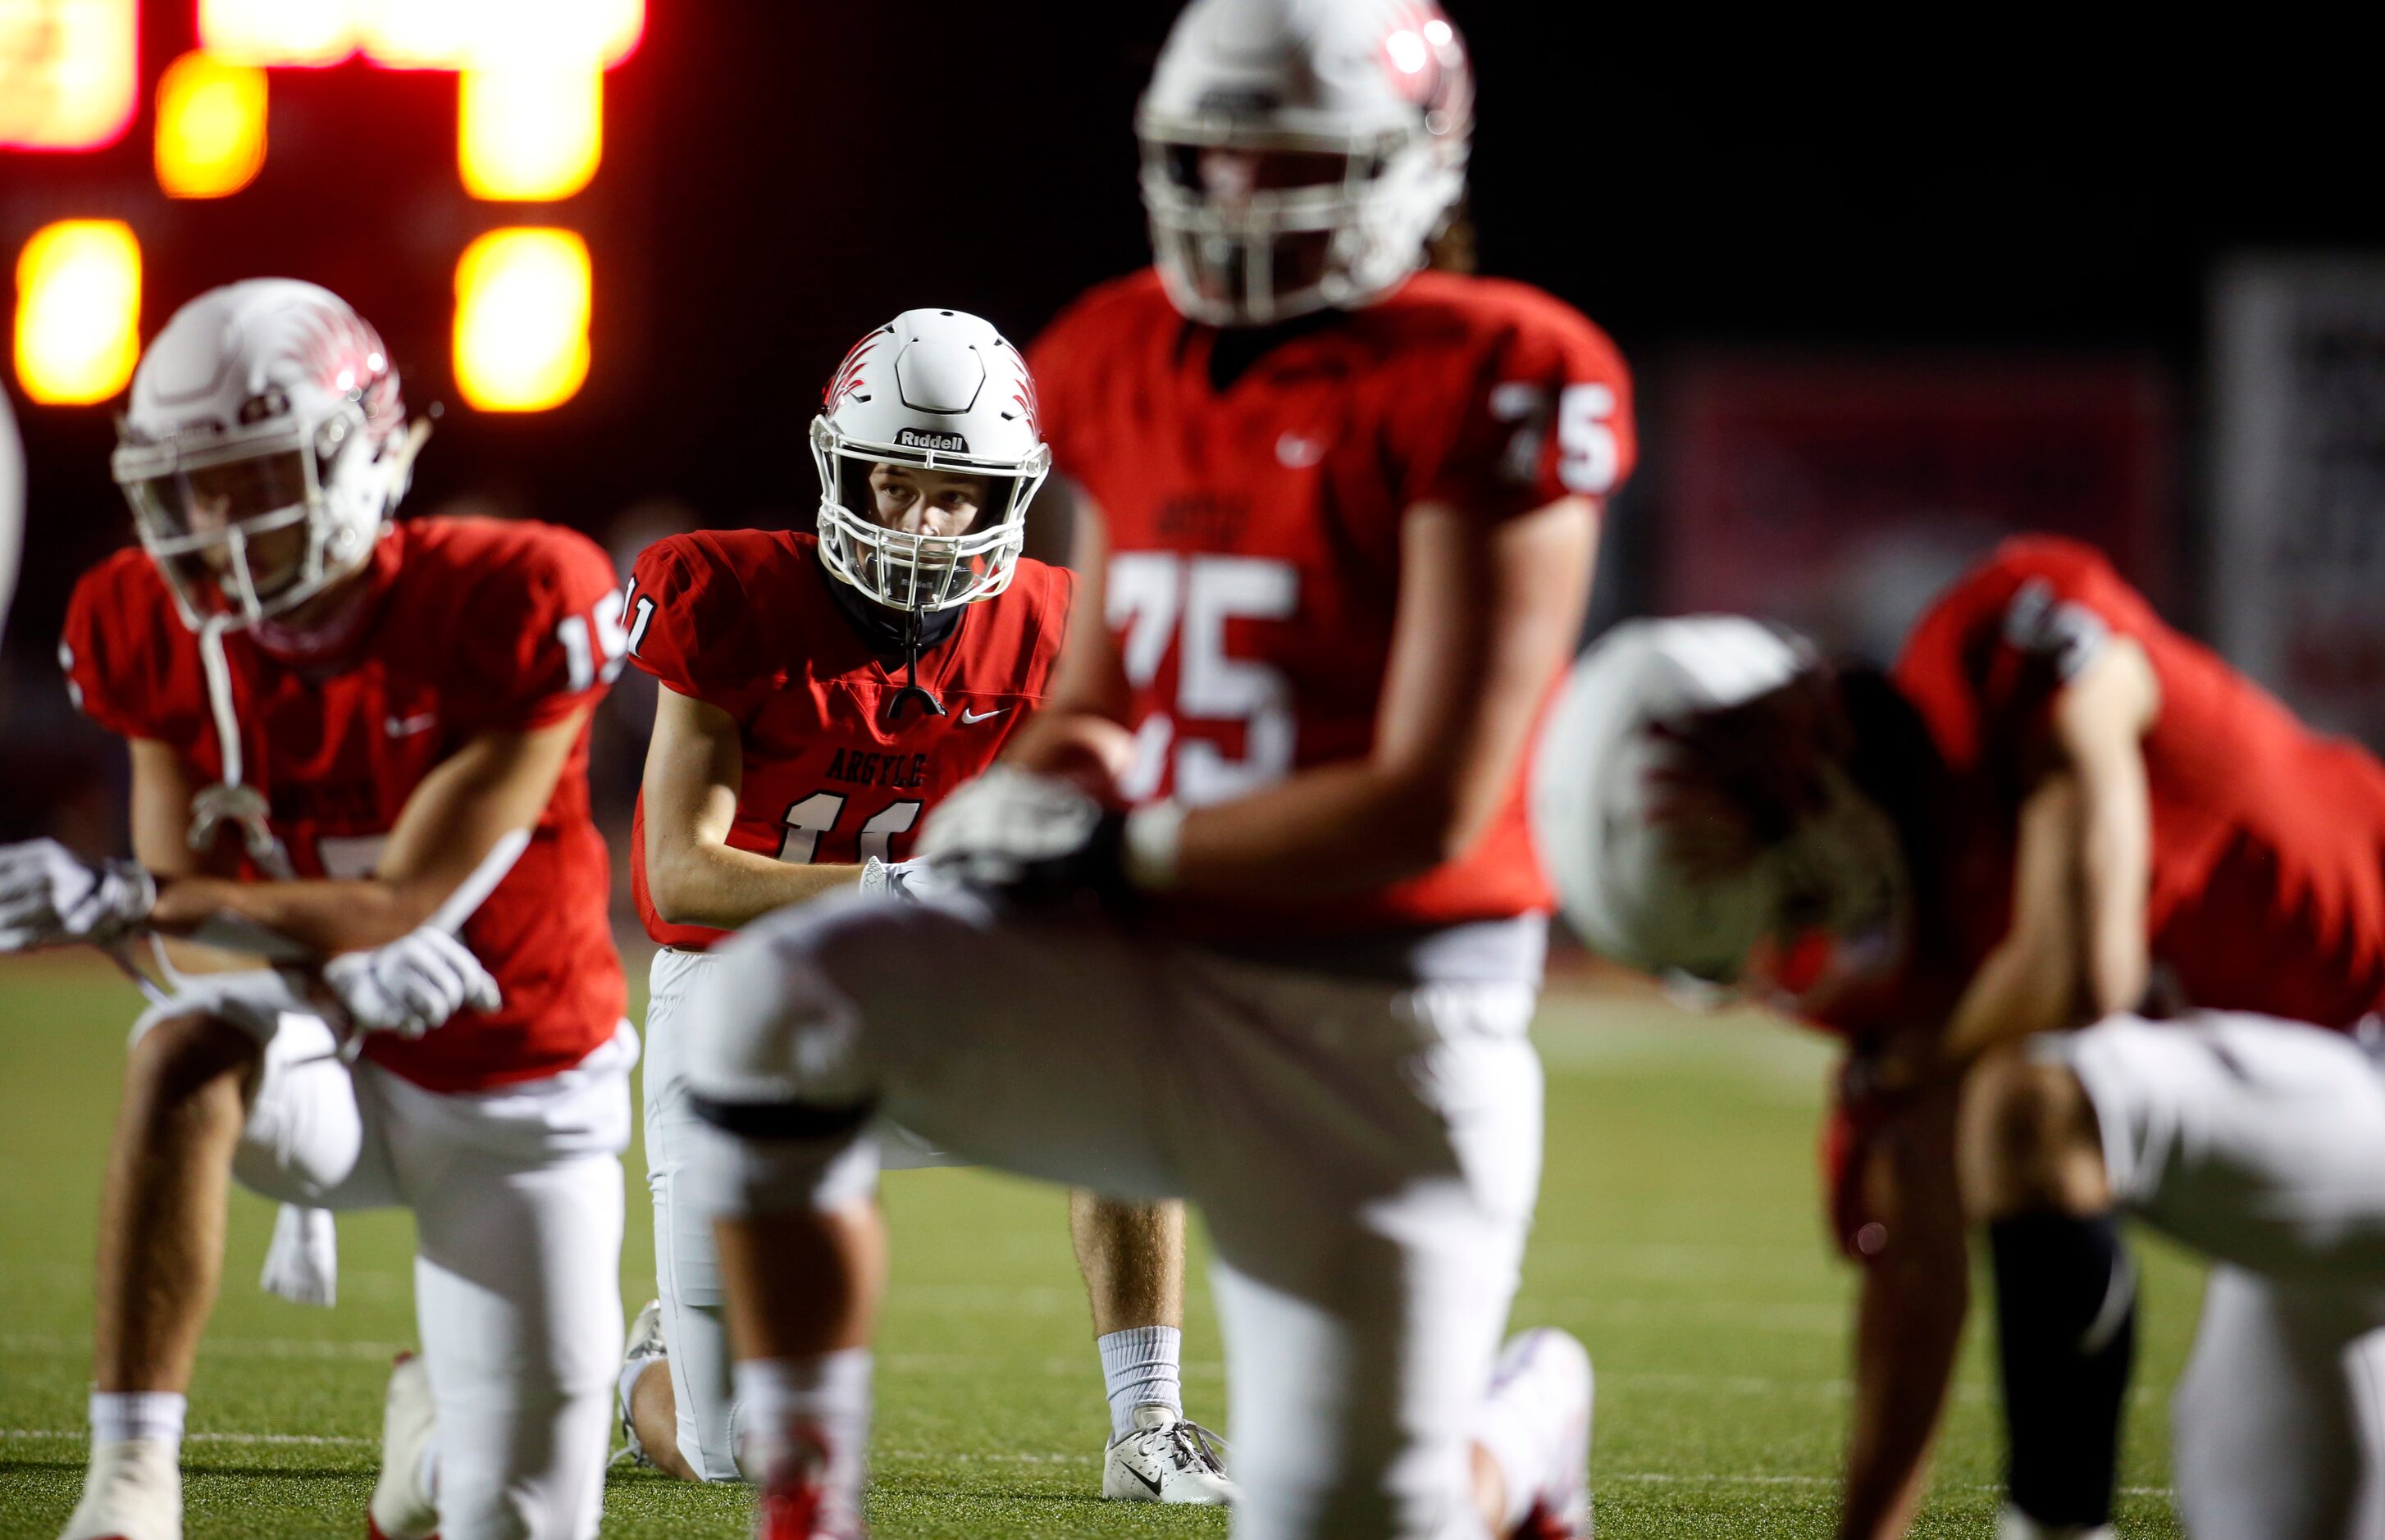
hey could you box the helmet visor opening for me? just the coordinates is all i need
[1156,142,1361,198]
[124,449,311,540]
[816,444,1037,614]
[123,449,318,616]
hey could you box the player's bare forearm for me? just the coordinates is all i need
[1840,1090,1968,1539]
[641,685,861,928]
[133,713,585,955]
[1933,775,2091,1073]
[2052,640,2158,1019]
[147,873,432,954]
[645,841,864,931]
[1164,496,1597,900]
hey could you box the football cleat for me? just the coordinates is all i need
[751,1440,863,1540]
[1487,1328,1594,1539]
[1995,1508,2114,1540]
[365,1353,439,1540]
[616,1298,668,1468]
[57,1437,181,1540]
[1101,1406,1234,1506]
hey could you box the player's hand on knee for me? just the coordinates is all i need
[860,855,946,903]
[321,927,502,1038]
[0,837,156,951]
[915,764,1127,904]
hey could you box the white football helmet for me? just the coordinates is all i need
[1533,616,1909,996]
[811,308,1051,613]
[0,385,21,643]
[1138,0,1473,326]
[110,280,417,631]
[1533,617,1811,983]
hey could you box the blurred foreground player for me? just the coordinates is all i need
[0,280,634,1540]
[1535,538,2385,1538]
[2,383,22,638]
[619,308,1230,1502]
[681,2,1630,1534]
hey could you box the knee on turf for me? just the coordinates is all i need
[1959,1048,2109,1219]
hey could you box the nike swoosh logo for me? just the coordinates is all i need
[384,713,437,738]
[1126,1465,1163,1497]
[960,708,1006,724]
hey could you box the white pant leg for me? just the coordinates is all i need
[691,894,1543,1538]
[646,946,964,1482]
[2173,1265,2385,1539]
[228,1012,401,1210]
[642,949,744,1481]
[2045,1012,2385,1538]
[383,1030,636,1540]
[1194,975,1543,1540]
[691,893,1187,1200]
[2051,1011,2385,1283]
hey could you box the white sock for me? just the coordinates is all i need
[618,1355,654,1427]
[732,1350,871,1507]
[1471,1391,1541,1532]
[1097,1326,1183,1442]
[89,1391,186,1458]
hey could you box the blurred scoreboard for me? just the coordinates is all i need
[1,0,645,412]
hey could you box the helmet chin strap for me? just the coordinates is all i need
[189,613,298,879]
[886,604,947,723]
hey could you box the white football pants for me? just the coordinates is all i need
[688,891,1544,1540]
[230,1013,635,1540]
[643,946,962,1482]
[2051,1010,2385,1538]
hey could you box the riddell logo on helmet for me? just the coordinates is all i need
[895,428,968,453]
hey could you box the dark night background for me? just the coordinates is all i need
[6,6,2382,845]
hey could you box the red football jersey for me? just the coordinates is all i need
[1029,268,1636,937]
[1848,535,2385,1034]
[624,529,1072,950]
[61,517,630,1092]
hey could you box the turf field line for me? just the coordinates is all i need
[1605,1369,2165,1408]
[1516,1296,1844,1331]
[0,1430,2182,1501]
[0,1337,2165,1412]
[1603,1478,2184,1506]
[0,1332,407,1361]
[0,1428,376,1447]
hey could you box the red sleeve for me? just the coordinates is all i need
[1024,300,1096,487]
[622,535,759,709]
[1895,537,2151,763]
[458,524,627,734]
[60,556,171,740]
[1406,291,1639,522]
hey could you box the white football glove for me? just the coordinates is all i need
[913,765,1126,902]
[858,856,946,904]
[320,927,501,1039]
[0,838,156,951]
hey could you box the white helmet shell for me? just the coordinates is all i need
[110,279,413,631]
[1138,0,1472,326]
[1530,617,1814,982]
[0,385,21,643]
[811,308,1051,613]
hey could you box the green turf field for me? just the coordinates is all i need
[0,953,2198,1538]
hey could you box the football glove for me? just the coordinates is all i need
[859,856,945,904]
[321,926,501,1039]
[0,838,156,951]
[914,765,1128,905]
